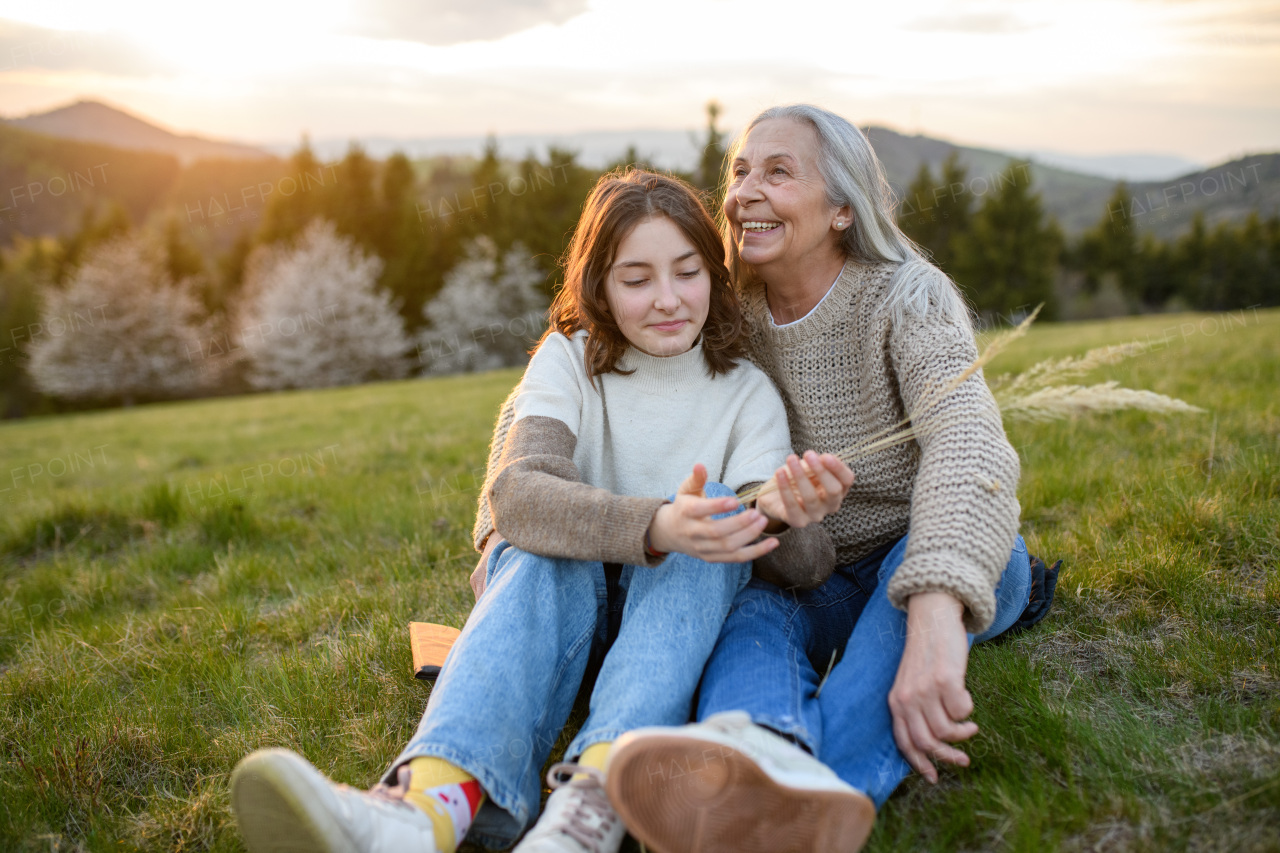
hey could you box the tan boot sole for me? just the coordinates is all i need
[606,734,875,853]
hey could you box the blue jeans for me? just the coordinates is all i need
[385,483,752,849]
[696,533,1030,808]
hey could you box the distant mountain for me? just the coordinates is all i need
[1126,153,1280,237]
[862,128,1277,239]
[4,100,1275,241]
[862,126,1120,235]
[277,125,1138,234]
[3,100,272,166]
[1014,150,1205,182]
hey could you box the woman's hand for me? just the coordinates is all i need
[648,464,778,563]
[755,451,854,529]
[888,592,978,783]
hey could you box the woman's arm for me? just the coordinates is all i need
[886,312,1022,633]
[890,592,977,783]
[884,303,1022,781]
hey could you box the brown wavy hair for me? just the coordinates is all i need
[540,169,746,379]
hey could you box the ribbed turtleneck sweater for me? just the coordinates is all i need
[477,330,834,577]
[513,331,790,501]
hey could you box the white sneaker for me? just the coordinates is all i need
[231,749,442,853]
[605,711,875,853]
[513,762,626,853]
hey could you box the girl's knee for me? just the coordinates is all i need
[491,548,599,598]
[702,481,736,499]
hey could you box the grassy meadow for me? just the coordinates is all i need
[1,309,1278,852]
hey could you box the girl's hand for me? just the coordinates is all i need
[648,464,778,563]
[756,452,854,528]
[888,592,978,783]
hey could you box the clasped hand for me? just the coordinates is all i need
[647,452,854,563]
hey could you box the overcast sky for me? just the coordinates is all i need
[0,0,1276,162]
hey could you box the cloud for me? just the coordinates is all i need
[351,0,589,46]
[0,19,168,75]
[905,12,1039,33]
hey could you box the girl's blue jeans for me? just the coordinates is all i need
[384,483,751,849]
[696,532,1031,808]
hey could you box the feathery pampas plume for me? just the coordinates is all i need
[738,305,1203,505]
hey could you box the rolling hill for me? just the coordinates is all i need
[3,100,272,166]
[3,101,1277,243]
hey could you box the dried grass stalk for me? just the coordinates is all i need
[996,380,1204,422]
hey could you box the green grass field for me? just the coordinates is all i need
[2,309,1277,852]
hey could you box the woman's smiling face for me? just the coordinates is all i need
[723,118,845,277]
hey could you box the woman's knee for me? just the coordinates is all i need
[723,580,799,627]
[876,534,911,585]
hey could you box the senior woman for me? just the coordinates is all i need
[588,104,1043,853]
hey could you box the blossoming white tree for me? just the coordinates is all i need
[27,235,207,404]
[418,237,548,375]
[239,219,411,390]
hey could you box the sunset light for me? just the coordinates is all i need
[1,1,1278,850]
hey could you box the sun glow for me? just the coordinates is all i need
[0,0,349,77]
[0,0,1274,157]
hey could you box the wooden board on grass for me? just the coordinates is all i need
[410,622,461,681]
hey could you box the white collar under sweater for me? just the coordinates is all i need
[511,330,794,499]
[767,263,846,328]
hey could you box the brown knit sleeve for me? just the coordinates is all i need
[752,524,837,590]
[487,415,668,566]
[885,307,1022,634]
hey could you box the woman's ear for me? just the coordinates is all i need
[832,205,853,231]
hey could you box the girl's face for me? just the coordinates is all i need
[603,215,711,358]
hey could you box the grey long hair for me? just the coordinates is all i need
[722,103,971,330]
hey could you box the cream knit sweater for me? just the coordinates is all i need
[475,260,1021,632]
[739,259,1021,632]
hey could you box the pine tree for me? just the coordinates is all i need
[27,234,208,404]
[375,152,440,331]
[696,101,727,194]
[950,160,1060,317]
[1075,183,1141,300]
[898,152,972,270]
[239,220,410,389]
[259,139,329,245]
[0,239,57,417]
[326,145,379,250]
[1174,212,1212,309]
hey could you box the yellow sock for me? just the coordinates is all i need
[408,756,475,787]
[574,741,613,780]
[401,757,484,853]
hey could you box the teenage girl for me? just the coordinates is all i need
[231,170,854,853]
